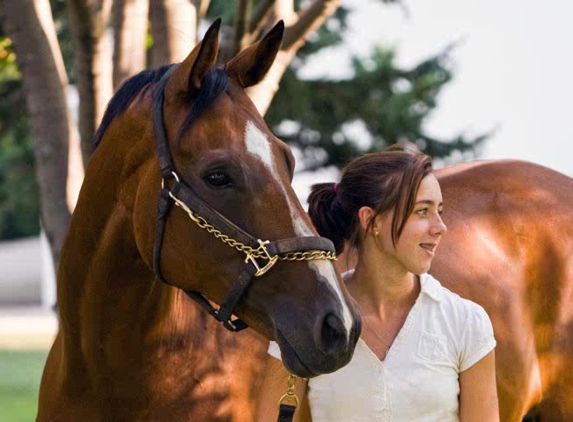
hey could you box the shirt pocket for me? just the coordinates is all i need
[416,331,450,365]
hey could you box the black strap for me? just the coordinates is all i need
[216,265,258,325]
[153,188,174,282]
[152,67,176,178]
[278,404,296,422]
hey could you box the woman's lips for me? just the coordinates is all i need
[420,243,437,255]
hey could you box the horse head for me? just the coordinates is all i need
[122,19,361,377]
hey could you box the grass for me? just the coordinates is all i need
[0,349,48,422]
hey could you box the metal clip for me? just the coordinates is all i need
[161,171,180,189]
[245,239,278,277]
[278,374,299,409]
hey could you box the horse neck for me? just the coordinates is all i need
[57,127,204,362]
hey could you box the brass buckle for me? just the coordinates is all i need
[245,239,278,277]
[161,171,180,189]
[212,310,238,331]
[278,374,299,409]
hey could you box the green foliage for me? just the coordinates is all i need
[0,30,41,240]
[0,349,48,421]
[0,78,40,239]
[266,43,489,170]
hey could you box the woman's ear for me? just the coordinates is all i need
[357,206,377,234]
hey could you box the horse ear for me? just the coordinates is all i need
[166,18,221,98]
[226,20,284,88]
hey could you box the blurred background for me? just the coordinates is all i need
[0,0,570,419]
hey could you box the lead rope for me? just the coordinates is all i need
[277,374,299,422]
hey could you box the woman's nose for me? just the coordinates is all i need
[432,214,447,236]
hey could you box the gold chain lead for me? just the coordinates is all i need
[169,192,337,262]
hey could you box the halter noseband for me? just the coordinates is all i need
[151,68,337,332]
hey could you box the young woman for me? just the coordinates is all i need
[256,144,499,421]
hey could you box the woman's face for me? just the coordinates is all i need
[374,173,447,275]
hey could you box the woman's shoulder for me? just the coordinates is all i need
[423,274,488,317]
[422,274,491,332]
[422,274,496,371]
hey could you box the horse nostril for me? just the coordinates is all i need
[319,313,346,355]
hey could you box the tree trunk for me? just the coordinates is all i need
[112,0,149,90]
[246,0,342,115]
[66,0,114,167]
[149,0,197,67]
[0,0,73,268]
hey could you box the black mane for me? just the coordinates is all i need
[94,65,229,148]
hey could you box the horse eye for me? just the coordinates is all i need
[204,170,232,188]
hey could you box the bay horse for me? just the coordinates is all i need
[432,160,573,421]
[37,20,361,421]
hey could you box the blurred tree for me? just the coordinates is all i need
[66,0,114,166]
[0,36,40,239]
[0,0,356,266]
[267,45,490,170]
[113,0,149,89]
[0,0,485,268]
[0,0,72,266]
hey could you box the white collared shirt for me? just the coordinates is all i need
[268,273,496,422]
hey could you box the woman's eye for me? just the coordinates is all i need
[416,208,428,216]
[205,170,232,188]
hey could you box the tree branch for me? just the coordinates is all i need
[231,0,251,56]
[273,0,294,20]
[249,0,274,33]
[193,0,210,20]
[283,0,341,50]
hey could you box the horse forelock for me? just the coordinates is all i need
[174,68,229,145]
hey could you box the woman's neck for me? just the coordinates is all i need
[348,249,419,316]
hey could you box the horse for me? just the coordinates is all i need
[431,160,573,421]
[37,20,361,421]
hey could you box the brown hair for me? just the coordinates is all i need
[308,143,433,254]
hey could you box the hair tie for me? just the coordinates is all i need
[333,183,340,195]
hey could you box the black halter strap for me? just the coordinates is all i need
[151,68,336,334]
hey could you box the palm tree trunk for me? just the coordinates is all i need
[66,0,114,167]
[112,0,149,90]
[0,0,73,268]
[149,0,198,67]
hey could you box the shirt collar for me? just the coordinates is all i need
[342,269,443,302]
[420,273,443,302]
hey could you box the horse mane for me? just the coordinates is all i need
[94,65,229,148]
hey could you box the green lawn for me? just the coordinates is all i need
[0,349,48,422]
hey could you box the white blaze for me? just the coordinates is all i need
[244,121,354,334]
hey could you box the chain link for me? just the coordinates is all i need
[170,193,337,262]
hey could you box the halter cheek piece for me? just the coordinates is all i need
[151,68,337,332]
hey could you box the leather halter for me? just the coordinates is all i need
[151,68,337,333]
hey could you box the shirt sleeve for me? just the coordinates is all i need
[458,302,496,372]
[267,340,282,361]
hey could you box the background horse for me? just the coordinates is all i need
[294,160,572,422]
[432,160,573,421]
[37,20,361,421]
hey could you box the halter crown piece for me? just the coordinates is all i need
[152,68,337,332]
